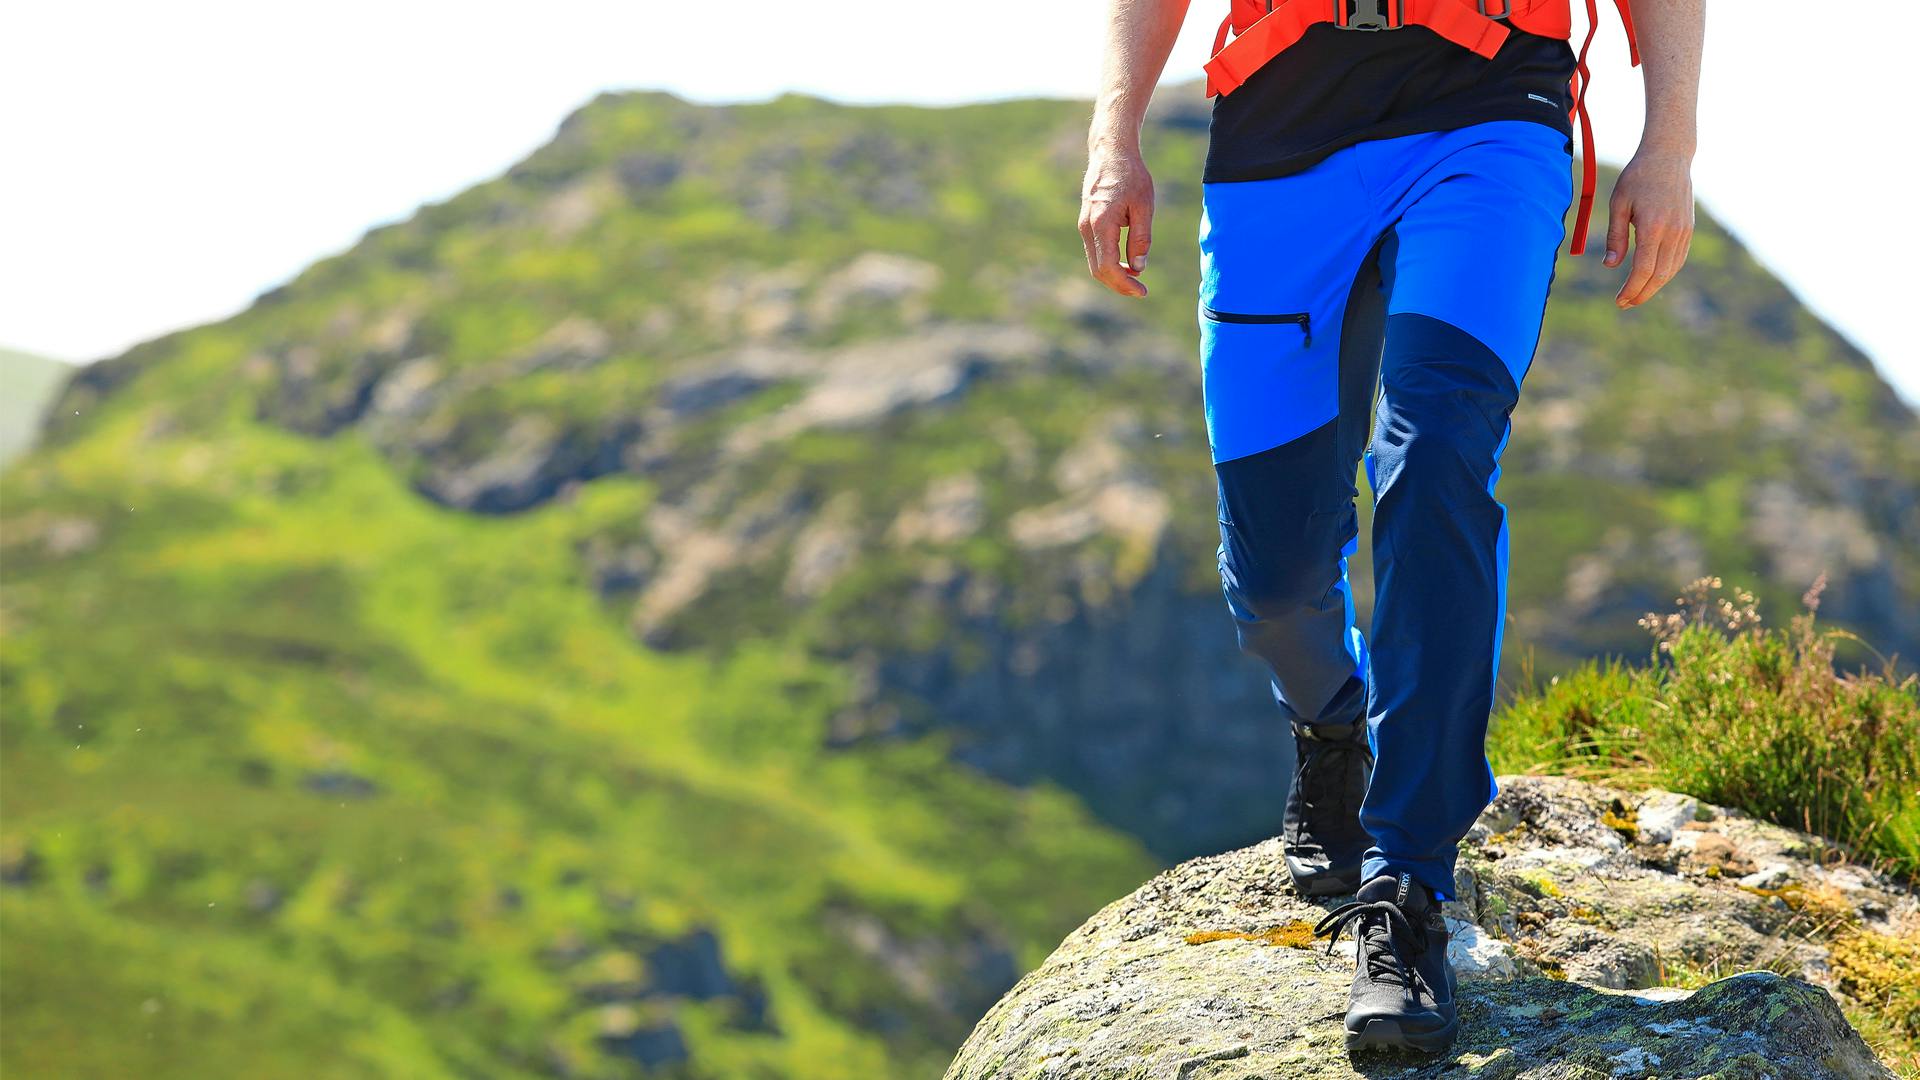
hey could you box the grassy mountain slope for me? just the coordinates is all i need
[4,87,1917,1078]
[1,410,1152,1077]
[0,347,72,465]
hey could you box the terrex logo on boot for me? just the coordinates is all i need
[1396,872,1412,907]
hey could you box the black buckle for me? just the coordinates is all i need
[1339,0,1394,29]
[1479,0,1511,17]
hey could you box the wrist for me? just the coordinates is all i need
[1636,127,1697,161]
[1089,105,1144,154]
[1090,140,1145,165]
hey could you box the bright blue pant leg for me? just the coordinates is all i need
[1203,147,1382,731]
[1201,122,1571,898]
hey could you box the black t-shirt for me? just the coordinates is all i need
[1204,22,1577,183]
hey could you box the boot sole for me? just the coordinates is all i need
[1344,1016,1458,1055]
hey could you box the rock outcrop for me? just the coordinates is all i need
[946,776,1912,1079]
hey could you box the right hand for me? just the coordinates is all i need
[1078,142,1156,298]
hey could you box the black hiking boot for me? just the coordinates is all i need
[1282,718,1373,896]
[1315,871,1457,1055]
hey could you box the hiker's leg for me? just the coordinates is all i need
[1358,122,1572,897]
[1200,152,1384,731]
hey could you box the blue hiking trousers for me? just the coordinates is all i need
[1199,120,1572,898]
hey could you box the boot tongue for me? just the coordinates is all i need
[1356,871,1431,914]
[1355,873,1399,903]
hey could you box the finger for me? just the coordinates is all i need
[1619,238,1670,306]
[1623,220,1690,306]
[1079,213,1100,278]
[1614,224,1660,308]
[1629,234,1684,306]
[1603,191,1631,269]
[1620,244,1666,307]
[1100,260,1147,296]
[1091,212,1120,277]
[1657,226,1693,284]
[1634,238,1679,305]
[1092,212,1146,297]
[1640,229,1691,305]
[1125,201,1154,275]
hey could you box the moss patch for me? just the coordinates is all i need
[1184,921,1319,950]
[1523,874,1564,899]
[1601,800,1639,841]
[1831,929,1920,1043]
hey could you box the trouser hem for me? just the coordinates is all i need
[1359,854,1455,903]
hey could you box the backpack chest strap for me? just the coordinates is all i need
[1205,0,1512,97]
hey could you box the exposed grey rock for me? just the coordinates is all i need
[595,1015,687,1067]
[536,172,617,238]
[253,342,387,435]
[812,252,941,326]
[786,494,863,599]
[1535,921,1660,989]
[1045,410,1172,560]
[614,150,682,197]
[572,927,773,1037]
[578,534,656,598]
[248,308,424,436]
[1738,863,1795,891]
[1007,503,1100,550]
[891,474,986,547]
[947,793,1899,1080]
[825,131,930,213]
[1635,791,1701,845]
[243,879,284,914]
[302,769,380,798]
[1444,917,1523,979]
[656,370,780,419]
[521,316,613,371]
[410,414,639,514]
[824,903,1020,1035]
[1453,777,1916,1025]
[367,356,444,419]
[726,325,1045,452]
[629,490,814,647]
[7,514,103,558]
[702,268,809,340]
[644,929,735,1000]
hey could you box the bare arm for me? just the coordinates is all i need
[1080,0,1192,297]
[1604,0,1705,308]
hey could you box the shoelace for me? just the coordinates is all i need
[1313,899,1430,996]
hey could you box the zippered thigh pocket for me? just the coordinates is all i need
[1201,306,1312,348]
[1198,302,1329,462]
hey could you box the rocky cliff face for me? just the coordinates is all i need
[946,776,1916,1078]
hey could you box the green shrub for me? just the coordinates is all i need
[1492,577,1920,879]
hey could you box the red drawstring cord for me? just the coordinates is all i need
[1566,0,1601,254]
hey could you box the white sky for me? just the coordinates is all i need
[3,1,1916,404]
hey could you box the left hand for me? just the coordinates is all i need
[1602,147,1696,309]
